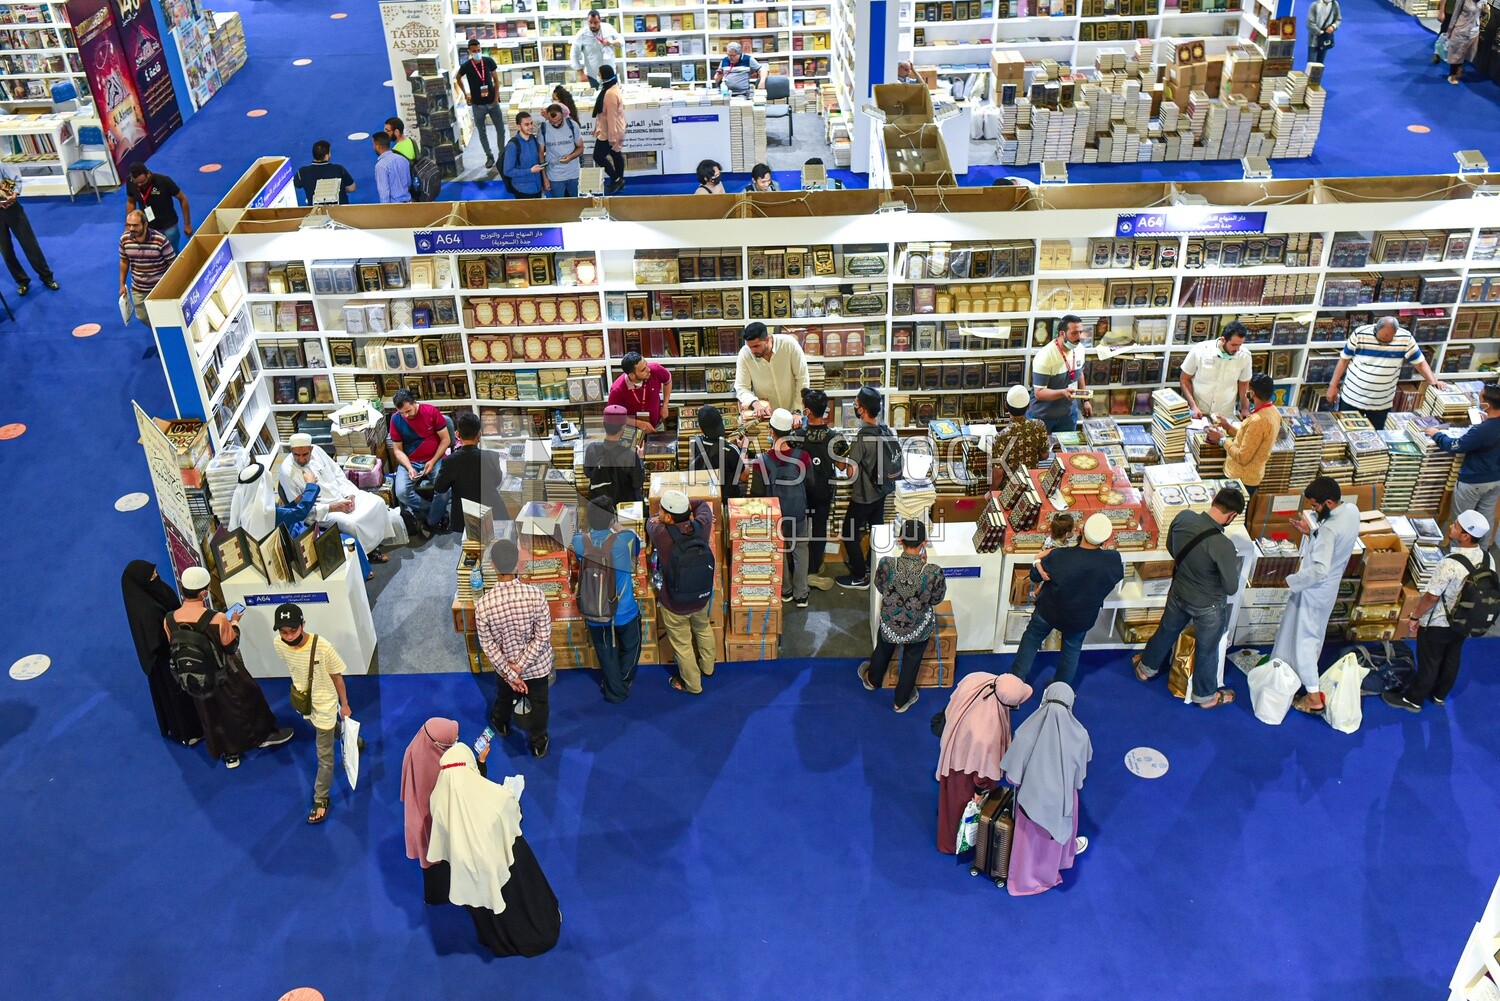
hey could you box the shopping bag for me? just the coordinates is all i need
[119,290,134,325]
[1246,657,1300,725]
[1320,652,1370,734]
[956,799,980,853]
[1435,32,1450,63]
[341,715,362,790]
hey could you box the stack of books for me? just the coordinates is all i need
[1188,427,1227,479]
[1380,430,1422,511]
[1347,428,1390,485]
[1408,544,1445,592]
[1150,388,1190,461]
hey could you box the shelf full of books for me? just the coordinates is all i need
[0,2,86,106]
[146,175,1500,468]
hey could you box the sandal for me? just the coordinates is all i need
[1132,654,1153,683]
[368,551,390,564]
[668,675,700,696]
[308,798,330,825]
[1292,692,1326,714]
[1198,688,1236,709]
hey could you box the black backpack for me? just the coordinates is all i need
[411,154,442,201]
[663,521,716,606]
[165,610,228,698]
[1446,552,1500,638]
[577,530,623,625]
[759,449,808,522]
[860,424,903,497]
[796,425,836,504]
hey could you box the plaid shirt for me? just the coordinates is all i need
[474,578,554,683]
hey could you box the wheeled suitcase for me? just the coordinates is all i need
[970,786,1016,887]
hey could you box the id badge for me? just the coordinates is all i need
[143,205,155,222]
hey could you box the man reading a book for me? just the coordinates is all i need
[278,434,391,565]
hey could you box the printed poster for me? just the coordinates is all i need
[67,0,153,171]
[171,15,221,111]
[378,0,446,126]
[133,402,205,588]
[110,0,184,150]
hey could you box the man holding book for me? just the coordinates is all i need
[0,161,59,296]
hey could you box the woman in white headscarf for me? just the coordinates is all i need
[999,681,1092,896]
[426,743,561,957]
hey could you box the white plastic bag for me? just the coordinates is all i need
[341,715,362,789]
[384,506,408,546]
[1246,657,1300,725]
[956,799,980,853]
[1320,652,1370,734]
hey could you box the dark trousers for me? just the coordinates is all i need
[1308,35,1331,64]
[870,635,925,707]
[840,498,884,580]
[594,140,624,183]
[807,497,832,574]
[1407,625,1465,703]
[589,616,641,702]
[490,674,550,748]
[0,203,52,284]
[1341,402,1390,431]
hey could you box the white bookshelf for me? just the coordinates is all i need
[0,1,87,108]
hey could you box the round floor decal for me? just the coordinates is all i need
[115,492,150,512]
[278,990,324,1001]
[1407,124,1431,134]
[198,163,222,173]
[9,655,50,681]
[0,423,25,439]
[293,58,312,66]
[72,323,101,337]
[247,109,268,118]
[348,131,370,141]
[1124,747,1169,779]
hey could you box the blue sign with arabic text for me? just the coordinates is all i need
[244,592,331,606]
[941,566,982,579]
[249,160,295,209]
[672,114,720,124]
[413,227,566,255]
[181,239,234,328]
[1116,210,1267,238]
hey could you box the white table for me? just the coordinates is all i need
[221,557,375,677]
[868,523,1003,651]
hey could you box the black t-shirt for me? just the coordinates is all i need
[457,55,500,104]
[127,172,180,229]
[1030,546,1125,634]
[294,161,355,204]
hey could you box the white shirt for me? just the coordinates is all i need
[571,23,620,79]
[1181,339,1252,417]
[1423,545,1485,628]
[734,334,809,411]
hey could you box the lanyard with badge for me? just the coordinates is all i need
[139,180,157,223]
[471,57,490,100]
[1055,338,1077,383]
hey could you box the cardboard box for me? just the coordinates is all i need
[881,656,953,689]
[728,605,782,635]
[1241,586,1292,608]
[1398,585,1422,624]
[990,49,1025,87]
[933,495,985,523]
[728,497,780,540]
[726,634,779,661]
[882,124,953,187]
[1359,579,1404,606]
[648,470,719,517]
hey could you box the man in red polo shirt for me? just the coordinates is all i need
[390,388,451,536]
[607,350,673,433]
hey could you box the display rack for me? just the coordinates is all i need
[0,1,86,108]
[148,174,1500,461]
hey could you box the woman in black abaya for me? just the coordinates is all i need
[120,560,203,745]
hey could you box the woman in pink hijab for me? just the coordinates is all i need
[400,717,460,904]
[935,672,1032,853]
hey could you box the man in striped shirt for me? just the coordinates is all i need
[1326,316,1444,430]
[118,210,176,326]
[474,538,554,758]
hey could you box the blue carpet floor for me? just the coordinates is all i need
[0,0,1497,996]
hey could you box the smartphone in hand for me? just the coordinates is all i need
[226,602,246,618]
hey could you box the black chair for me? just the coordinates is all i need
[765,75,793,143]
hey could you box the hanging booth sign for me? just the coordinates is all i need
[378,0,445,127]
[133,402,205,587]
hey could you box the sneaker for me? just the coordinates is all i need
[43,279,58,291]
[1381,690,1421,714]
[857,661,875,691]
[836,574,870,589]
[1432,695,1446,706]
[807,574,834,591]
[782,591,794,603]
[1075,836,1089,856]
[258,726,294,748]
[484,155,495,169]
[795,595,809,609]
[894,691,920,713]
[15,283,27,296]
[531,735,549,758]
[224,755,241,769]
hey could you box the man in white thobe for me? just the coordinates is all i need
[1271,475,1361,716]
[278,433,389,557]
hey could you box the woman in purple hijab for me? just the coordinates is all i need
[999,681,1092,895]
[935,672,1032,854]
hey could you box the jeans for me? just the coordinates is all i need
[660,604,716,692]
[159,224,183,252]
[314,724,336,802]
[1137,591,1229,703]
[547,178,579,198]
[781,515,809,601]
[594,140,624,183]
[1308,35,1331,64]
[395,458,449,526]
[869,634,925,707]
[1407,625,1465,703]
[1452,478,1500,551]
[1008,609,1087,687]
[840,498,885,580]
[490,672,550,748]
[806,498,832,575]
[589,616,642,703]
[1040,408,1079,435]
[0,204,53,284]
[472,101,506,158]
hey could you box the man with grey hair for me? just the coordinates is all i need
[714,41,767,97]
[1326,315,1444,430]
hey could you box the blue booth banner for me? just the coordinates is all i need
[413,227,567,254]
[1116,210,1268,238]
